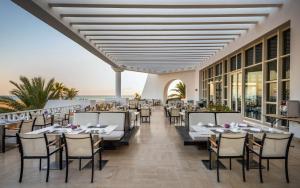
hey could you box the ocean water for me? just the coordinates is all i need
[1,95,133,101]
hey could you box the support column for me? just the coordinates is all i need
[112,67,123,98]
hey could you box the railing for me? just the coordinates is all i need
[0,105,82,121]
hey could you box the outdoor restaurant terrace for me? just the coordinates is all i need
[1,0,300,188]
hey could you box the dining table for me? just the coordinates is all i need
[26,124,118,170]
[190,123,287,169]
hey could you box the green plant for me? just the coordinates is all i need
[0,76,80,113]
[64,88,79,100]
[0,76,57,112]
[168,81,186,99]
[207,103,231,112]
[133,93,141,100]
[52,82,66,99]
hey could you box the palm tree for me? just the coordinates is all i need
[0,76,57,112]
[64,88,79,100]
[52,82,66,99]
[168,82,186,99]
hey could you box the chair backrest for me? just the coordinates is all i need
[34,114,45,125]
[216,112,243,125]
[73,112,99,126]
[141,108,150,117]
[20,118,36,133]
[189,112,215,128]
[218,133,247,157]
[261,133,293,157]
[63,134,92,157]
[170,108,180,116]
[17,133,48,157]
[99,112,125,131]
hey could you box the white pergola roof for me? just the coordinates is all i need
[13,0,284,74]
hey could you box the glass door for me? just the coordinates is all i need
[231,72,242,112]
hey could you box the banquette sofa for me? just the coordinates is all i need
[187,112,244,141]
[72,112,126,141]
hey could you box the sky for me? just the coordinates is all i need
[0,0,148,96]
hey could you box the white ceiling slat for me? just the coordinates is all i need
[12,0,284,74]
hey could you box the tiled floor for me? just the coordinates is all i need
[1,106,300,188]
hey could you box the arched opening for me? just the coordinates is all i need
[163,79,186,103]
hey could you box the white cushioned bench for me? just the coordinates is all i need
[99,112,125,141]
[73,112,126,141]
[73,112,99,126]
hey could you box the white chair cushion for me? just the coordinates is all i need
[101,131,124,141]
[73,113,99,126]
[189,113,215,131]
[216,113,243,125]
[99,113,125,131]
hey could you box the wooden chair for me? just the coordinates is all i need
[169,108,180,124]
[33,114,52,129]
[209,133,248,182]
[16,133,62,182]
[140,108,151,123]
[246,133,294,183]
[2,118,36,153]
[62,133,103,183]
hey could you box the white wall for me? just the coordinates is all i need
[141,70,197,103]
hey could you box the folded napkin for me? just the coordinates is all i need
[208,123,215,127]
[250,128,261,132]
[238,123,248,127]
[216,129,224,133]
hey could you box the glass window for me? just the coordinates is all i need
[208,67,213,78]
[224,87,227,100]
[266,104,277,123]
[237,53,242,69]
[224,60,228,73]
[231,73,242,112]
[231,74,237,110]
[208,79,214,102]
[255,43,263,63]
[267,61,277,81]
[267,83,277,102]
[230,56,236,71]
[282,81,290,101]
[215,82,222,104]
[282,29,290,55]
[245,65,262,120]
[245,47,254,67]
[282,56,290,79]
[267,36,278,60]
[224,75,227,86]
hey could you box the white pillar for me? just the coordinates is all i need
[112,67,123,98]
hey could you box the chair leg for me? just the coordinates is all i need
[242,157,246,182]
[259,157,263,183]
[217,158,220,182]
[65,158,69,183]
[79,158,82,171]
[209,149,212,170]
[246,148,249,171]
[59,147,63,170]
[99,150,102,170]
[46,157,50,182]
[19,158,24,183]
[285,158,290,183]
[169,117,171,124]
[91,157,94,183]
[229,158,232,170]
[39,158,42,171]
[267,159,269,171]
